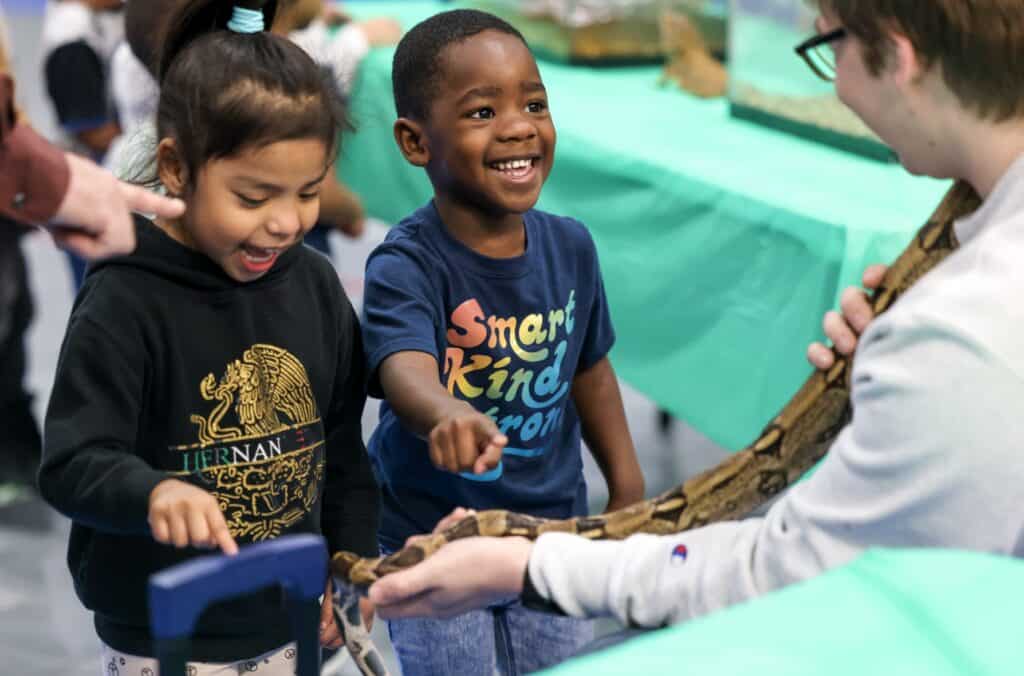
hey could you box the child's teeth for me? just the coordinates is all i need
[495,159,532,171]
[244,247,275,261]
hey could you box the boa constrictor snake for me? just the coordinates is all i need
[329,181,982,676]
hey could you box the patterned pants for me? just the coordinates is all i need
[100,641,297,676]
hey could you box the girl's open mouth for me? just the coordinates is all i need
[240,245,280,273]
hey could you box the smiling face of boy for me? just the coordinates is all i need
[418,30,557,228]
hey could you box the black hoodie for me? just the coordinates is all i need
[40,216,380,662]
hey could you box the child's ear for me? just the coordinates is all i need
[394,117,430,167]
[156,138,188,197]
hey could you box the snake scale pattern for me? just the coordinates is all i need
[330,181,982,676]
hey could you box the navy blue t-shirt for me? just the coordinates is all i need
[362,201,616,548]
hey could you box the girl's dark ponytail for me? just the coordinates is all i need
[141,0,348,192]
[157,0,279,81]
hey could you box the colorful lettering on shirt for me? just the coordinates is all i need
[443,291,576,459]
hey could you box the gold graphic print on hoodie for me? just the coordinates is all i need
[172,344,325,542]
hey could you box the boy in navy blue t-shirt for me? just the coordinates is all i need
[361,9,645,675]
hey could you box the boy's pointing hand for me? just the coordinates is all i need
[429,410,507,475]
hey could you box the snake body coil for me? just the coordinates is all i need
[330,181,981,676]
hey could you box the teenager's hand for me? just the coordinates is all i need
[428,413,507,475]
[148,479,238,554]
[370,537,533,620]
[404,507,477,548]
[432,508,476,533]
[807,264,887,370]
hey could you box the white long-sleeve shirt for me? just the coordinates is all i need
[529,156,1024,627]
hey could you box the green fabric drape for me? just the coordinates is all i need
[542,548,1024,675]
[339,2,948,450]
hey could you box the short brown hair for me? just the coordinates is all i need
[817,0,1024,121]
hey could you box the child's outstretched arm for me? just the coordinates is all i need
[363,244,506,476]
[572,357,645,512]
[379,351,507,476]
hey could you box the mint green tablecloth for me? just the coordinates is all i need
[339,2,949,450]
[540,549,1024,675]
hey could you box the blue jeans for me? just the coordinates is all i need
[387,600,593,676]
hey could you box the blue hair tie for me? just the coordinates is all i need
[227,6,264,34]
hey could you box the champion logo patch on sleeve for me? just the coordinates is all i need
[670,543,689,565]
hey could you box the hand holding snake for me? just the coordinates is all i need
[329,181,982,676]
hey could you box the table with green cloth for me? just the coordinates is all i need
[338,1,949,451]
[539,548,1024,675]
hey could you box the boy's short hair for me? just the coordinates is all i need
[818,0,1024,121]
[392,9,527,121]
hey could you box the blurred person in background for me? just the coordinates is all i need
[42,0,125,290]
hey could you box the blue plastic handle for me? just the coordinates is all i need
[148,534,327,675]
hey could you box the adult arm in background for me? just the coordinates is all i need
[0,72,70,223]
[0,74,184,257]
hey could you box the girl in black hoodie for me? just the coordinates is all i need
[38,1,380,672]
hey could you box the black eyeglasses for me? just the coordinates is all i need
[795,28,847,82]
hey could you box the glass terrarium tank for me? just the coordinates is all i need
[470,0,728,64]
[728,0,894,161]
